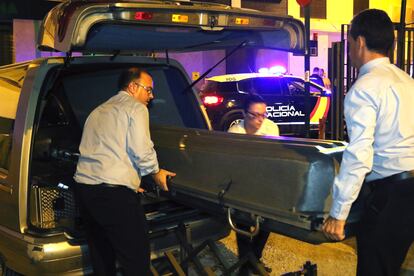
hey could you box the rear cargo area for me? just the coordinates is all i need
[28,57,360,246]
[28,58,229,251]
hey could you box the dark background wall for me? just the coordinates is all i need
[221,0,289,74]
[0,23,13,65]
[0,0,57,65]
[300,0,327,19]
[0,0,57,20]
[200,0,287,15]
[353,0,369,15]
[242,0,287,15]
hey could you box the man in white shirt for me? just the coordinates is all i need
[228,94,279,275]
[74,68,175,276]
[322,9,414,276]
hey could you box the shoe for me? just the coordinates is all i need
[238,260,272,275]
[251,261,272,275]
[238,265,250,276]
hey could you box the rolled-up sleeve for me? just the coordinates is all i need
[330,87,377,220]
[126,106,159,176]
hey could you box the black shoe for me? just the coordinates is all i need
[251,261,272,275]
[238,265,251,276]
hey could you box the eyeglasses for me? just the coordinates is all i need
[247,111,267,119]
[133,81,153,95]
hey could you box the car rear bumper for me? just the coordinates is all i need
[0,215,229,275]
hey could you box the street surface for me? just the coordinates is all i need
[193,231,414,275]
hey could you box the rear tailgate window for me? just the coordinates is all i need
[62,65,206,129]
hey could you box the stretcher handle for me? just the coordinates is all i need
[227,208,262,239]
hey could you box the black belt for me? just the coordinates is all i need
[369,170,414,188]
[99,183,128,189]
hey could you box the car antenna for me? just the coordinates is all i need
[182,40,248,94]
[165,49,169,65]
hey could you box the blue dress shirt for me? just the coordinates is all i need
[74,91,159,191]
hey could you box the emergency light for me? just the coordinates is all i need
[258,65,286,75]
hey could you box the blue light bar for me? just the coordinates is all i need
[258,65,286,75]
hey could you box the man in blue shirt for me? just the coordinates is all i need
[74,67,176,276]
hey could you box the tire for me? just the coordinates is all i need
[221,112,243,131]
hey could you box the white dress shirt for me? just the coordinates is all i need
[74,91,159,191]
[228,118,280,136]
[330,58,414,220]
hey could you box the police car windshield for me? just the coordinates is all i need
[202,81,237,94]
[287,79,322,94]
[238,78,283,95]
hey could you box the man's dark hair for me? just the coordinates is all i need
[312,67,320,74]
[243,94,266,113]
[350,9,394,56]
[118,67,142,90]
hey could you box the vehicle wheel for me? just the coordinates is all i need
[222,113,243,131]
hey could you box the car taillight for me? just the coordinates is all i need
[134,12,154,20]
[202,95,224,106]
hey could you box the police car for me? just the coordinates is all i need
[199,69,331,136]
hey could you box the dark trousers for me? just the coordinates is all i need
[356,177,414,276]
[77,184,150,276]
[236,224,270,274]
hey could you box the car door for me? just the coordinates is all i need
[37,0,306,132]
[281,77,330,126]
[32,0,350,246]
[38,1,305,54]
[248,77,292,125]
[279,77,310,127]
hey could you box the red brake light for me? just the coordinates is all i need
[135,12,153,21]
[202,95,224,106]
